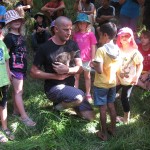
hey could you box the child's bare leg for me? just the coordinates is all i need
[12,78,36,126]
[97,105,107,141]
[12,92,19,115]
[84,70,91,96]
[12,78,28,119]
[123,111,130,124]
[108,102,116,135]
[0,115,8,142]
[0,105,7,130]
[74,74,80,88]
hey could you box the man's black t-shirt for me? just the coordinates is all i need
[4,33,27,73]
[33,39,80,92]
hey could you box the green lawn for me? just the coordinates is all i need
[0,50,150,150]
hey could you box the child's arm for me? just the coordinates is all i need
[119,0,126,5]
[74,0,79,11]
[81,4,95,15]
[5,59,11,82]
[92,61,103,74]
[100,15,115,21]
[41,5,55,12]
[131,62,143,85]
[53,3,65,12]
[91,44,96,61]
[137,0,145,5]
[77,0,82,12]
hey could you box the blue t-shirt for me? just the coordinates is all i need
[0,5,6,22]
[120,0,140,18]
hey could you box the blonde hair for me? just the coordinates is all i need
[5,20,25,36]
[73,22,91,33]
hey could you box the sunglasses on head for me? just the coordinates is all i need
[120,34,131,38]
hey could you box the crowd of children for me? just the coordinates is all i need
[0,0,149,143]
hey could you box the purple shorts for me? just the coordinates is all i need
[11,71,26,80]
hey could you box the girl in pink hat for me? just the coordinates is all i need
[116,27,143,124]
[4,10,36,127]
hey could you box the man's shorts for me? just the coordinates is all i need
[93,86,116,106]
[46,84,93,112]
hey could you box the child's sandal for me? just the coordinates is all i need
[1,129,15,141]
[19,117,36,127]
[0,133,8,143]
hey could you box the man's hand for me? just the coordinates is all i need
[52,62,69,74]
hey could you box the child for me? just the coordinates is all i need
[15,0,33,17]
[92,22,120,141]
[0,19,14,143]
[116,27,143,124]
[73,13,97,101]
[31,12,50,52]
[50,20,55,36]
[41,0,65,21]
[96,0,115,26]
[137,30,150,90]
[4,10,36,127]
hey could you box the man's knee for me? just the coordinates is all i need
[78,110,95,121]
[75,94,84,104]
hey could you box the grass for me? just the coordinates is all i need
[1,0,150,150]
[0,51,150,150]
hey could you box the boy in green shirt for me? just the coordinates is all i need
[0,20,14,143]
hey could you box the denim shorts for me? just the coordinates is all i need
[93,86,116,106]
[46,84,93,111]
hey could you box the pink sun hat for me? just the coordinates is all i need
[117,27,134,37]
[4,10,24,25]
[117,27,137,49]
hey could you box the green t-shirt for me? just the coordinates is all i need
[0,40,10,87]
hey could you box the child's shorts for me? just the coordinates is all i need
[93,86,116,106]
[82,61,95,72]
[11,71,26,80]
[0,85,9,108]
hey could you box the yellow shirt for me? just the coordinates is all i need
[117,49,143,85]
[94,46,120,88]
